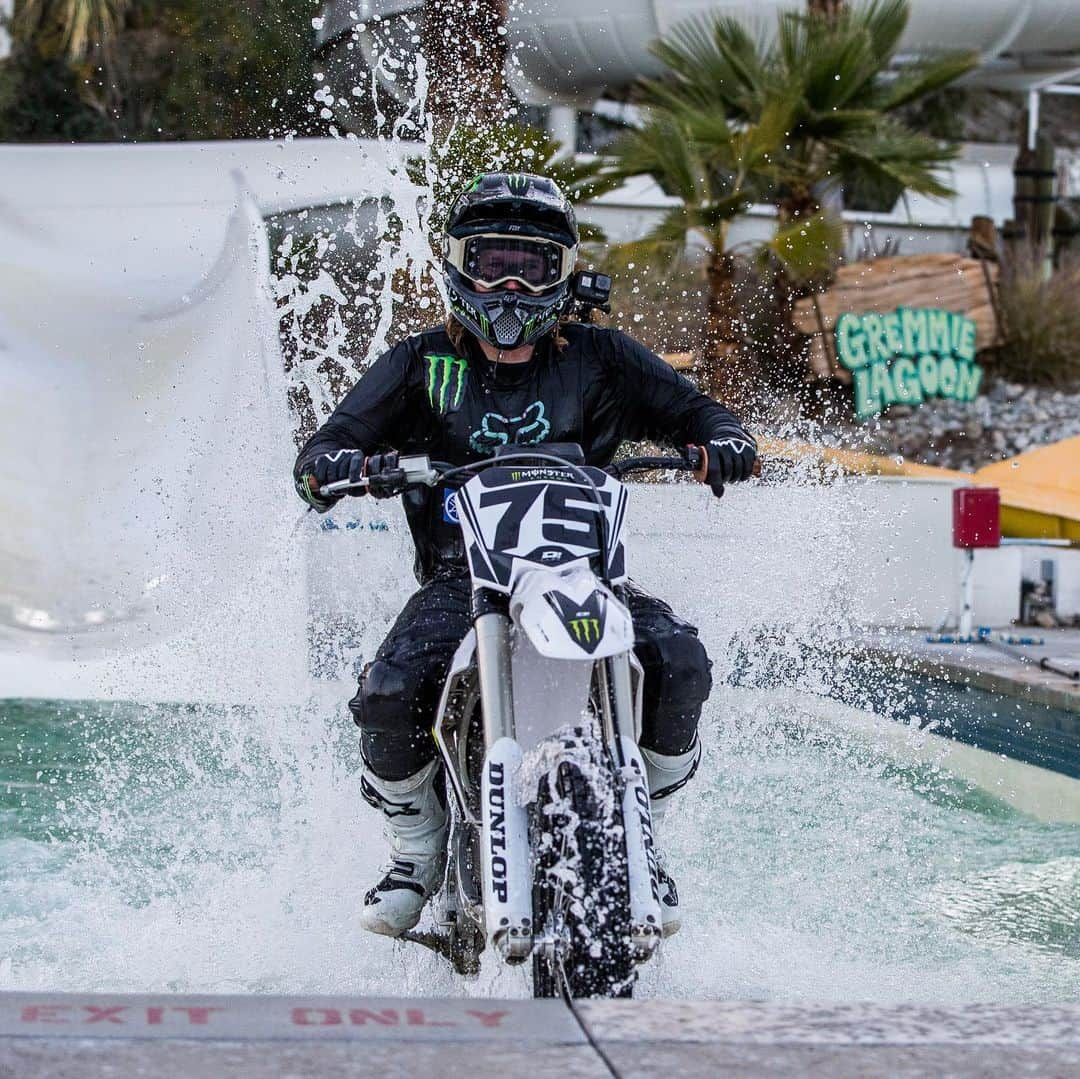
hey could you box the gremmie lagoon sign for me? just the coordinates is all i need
[835,307,984,419]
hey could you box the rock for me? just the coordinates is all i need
[783,378,1080,469]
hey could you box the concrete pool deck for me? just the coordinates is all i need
[862,628,1080,714]
[2,993,1079,1077]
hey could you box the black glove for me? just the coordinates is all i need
[295,448,367,510]
[700,433,757,496]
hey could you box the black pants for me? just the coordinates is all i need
[350,577,712,780]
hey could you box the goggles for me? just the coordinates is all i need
[445,233,576,293]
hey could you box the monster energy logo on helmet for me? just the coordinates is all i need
[424,354,467,414]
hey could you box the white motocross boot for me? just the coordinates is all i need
[358,759,448,937]
[641,739,701,938]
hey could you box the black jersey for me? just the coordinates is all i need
[294,323,753,582]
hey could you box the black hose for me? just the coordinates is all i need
[1040,656,1080,681]
[984,637,1080,682]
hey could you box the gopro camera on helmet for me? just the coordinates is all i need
[569,270,612,317]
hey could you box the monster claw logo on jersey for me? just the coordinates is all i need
[469,401,551,454]
[425,355,468,415]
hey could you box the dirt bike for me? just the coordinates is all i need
[322,442,706,998]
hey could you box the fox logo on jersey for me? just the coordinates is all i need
[468,401,551,454]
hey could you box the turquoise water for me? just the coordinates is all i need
[2,688,1078,1001]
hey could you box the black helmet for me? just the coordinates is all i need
[443,172,579,350]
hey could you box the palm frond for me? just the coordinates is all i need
[763,211,844,283]
[697,192,755,230]
[605,116,707,206]
[799,107,881,139]
[858,0,912,69]
[15,0,130,59]
[873,51,980,112]
[832,121,960,200]
[646,13,775,119]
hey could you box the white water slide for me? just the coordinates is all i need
[503,0,1080,100]
[0,186,287,658]
[331,0,1080,103]
[0,142,374,664]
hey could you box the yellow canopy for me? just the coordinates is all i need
[973,435,1080,540]
[758,434,1080,540]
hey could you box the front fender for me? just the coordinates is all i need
[510,566,634,660]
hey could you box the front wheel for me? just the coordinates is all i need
[530,739,634,999]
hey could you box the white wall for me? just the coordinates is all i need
[589,143,1018,257]
[1058,553,1080,619]
[794,477,1020,630]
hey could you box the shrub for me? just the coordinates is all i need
[988,248,1080,387]
[0,1,320,142]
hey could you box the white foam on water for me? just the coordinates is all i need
[3,482,1079,1001]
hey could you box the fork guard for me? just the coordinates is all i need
[480,737,533,962]
[618,735,664,961]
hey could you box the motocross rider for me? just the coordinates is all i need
[294,172,757,939]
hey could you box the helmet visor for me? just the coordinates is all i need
[447,233,575,292]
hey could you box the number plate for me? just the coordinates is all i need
[453,466,628,592]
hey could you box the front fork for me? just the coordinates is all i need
[473,590,662,967]
[474,592,533,963]
[600,651,664,962]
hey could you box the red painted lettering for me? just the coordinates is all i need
[84,1006,125,1024]
[292,1008,343,1026]
[146,1007,164,1025]
[172,1007,222,1026]
[405,1009,456,1028]
[347,1009,399,1026]
[21,1005,71,1024]
[466,1010,509,1029]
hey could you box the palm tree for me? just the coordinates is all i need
[808,0,846,16]
[602,100,840,400]
[13,0,130,59]
[421,0,511,142]
[608,0,975,402]
[650,1,976,225]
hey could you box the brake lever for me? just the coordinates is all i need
[368,468,407,497]
[319,476,369,497]
[318,454,440,499]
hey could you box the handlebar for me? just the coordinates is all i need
[317,454,441,498]
[316,445,760,499]
[607,449,703,479]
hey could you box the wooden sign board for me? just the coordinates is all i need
[793,253,999,382]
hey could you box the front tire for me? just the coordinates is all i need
[530,740,634,999]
